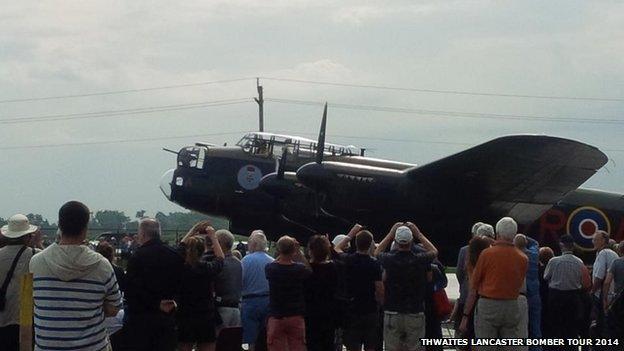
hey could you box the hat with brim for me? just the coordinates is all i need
[1,214,38,239]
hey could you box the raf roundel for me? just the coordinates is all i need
[237,165,263,190]
[566,206,611,250]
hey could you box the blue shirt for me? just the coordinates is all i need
[525,237,540,297]
[456,245,469,303]
[241,251,274,297]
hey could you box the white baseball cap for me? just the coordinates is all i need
[394,226,413,245]
[332,234,350,248]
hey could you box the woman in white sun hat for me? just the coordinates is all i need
[0,214,40,351]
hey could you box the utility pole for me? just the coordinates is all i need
[254,78,264,132]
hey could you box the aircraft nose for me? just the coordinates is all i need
[159,169,175,200]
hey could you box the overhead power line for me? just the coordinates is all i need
[4,76,622,105]
[0,77,253,104]
[277,130,624,153]
[4,127,624,153]
[260,77,624,102]
[0,98,252,124]
[0,131,248,151]
[272,130,471,147]
[266,97,624,125]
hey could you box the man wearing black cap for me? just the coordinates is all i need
[543,234,591,346]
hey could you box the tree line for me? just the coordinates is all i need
[0,211,229,233]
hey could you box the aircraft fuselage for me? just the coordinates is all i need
[161,134,621,264]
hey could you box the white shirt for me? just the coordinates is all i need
[593,248,618,297]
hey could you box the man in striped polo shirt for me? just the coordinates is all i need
[30,201,122,351]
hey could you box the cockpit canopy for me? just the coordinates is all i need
[236,132,357,158]
[177,146,206,169]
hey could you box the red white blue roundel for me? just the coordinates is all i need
[566,206,611,249]
[237,165,263,190]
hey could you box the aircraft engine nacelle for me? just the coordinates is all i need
[295,161,406,215]
[295,163,334,191]
[259,172,299,198]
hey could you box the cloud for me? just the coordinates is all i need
[1,0,623,219]
[331,2,473,25]
[266,59,353,80]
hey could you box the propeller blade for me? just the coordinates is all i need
[316,103,328,164]
[277,147,288,180]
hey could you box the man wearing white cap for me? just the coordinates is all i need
[0,214,39,351]
[374,222,438,351]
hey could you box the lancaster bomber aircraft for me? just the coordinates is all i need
[160,105,623,263]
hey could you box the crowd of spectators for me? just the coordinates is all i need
[454,220,624,351]
[1,200,624,351]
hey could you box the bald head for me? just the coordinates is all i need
[248,230,268,252]
[592,230,609,250]
[539,247,554,265]
[138,218,161,244]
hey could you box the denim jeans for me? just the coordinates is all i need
[241,296,269,344]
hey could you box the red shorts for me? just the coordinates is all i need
[266,315,305,351]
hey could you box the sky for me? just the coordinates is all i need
[1,0,623,221]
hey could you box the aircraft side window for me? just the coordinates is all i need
[256,141,269,156]
[241,139,253,153]
[176,147,206,169]
[274,145,285,158]
[196,148,206,169]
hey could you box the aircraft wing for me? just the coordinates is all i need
[405,135,608,222]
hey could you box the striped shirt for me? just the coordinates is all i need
[30,244,122,351]
[544,252,584,290]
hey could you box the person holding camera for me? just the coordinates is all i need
[374,222,438,351]
[335,224,384,351]
[176,221,225,351]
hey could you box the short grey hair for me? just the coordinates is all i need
[471,222,484,237]
[476,224,495,239]
[139,218,161,240]
[514,234,527,250]
[496,217,517,241]
[248,230,268,252]
[216,229,235,252]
